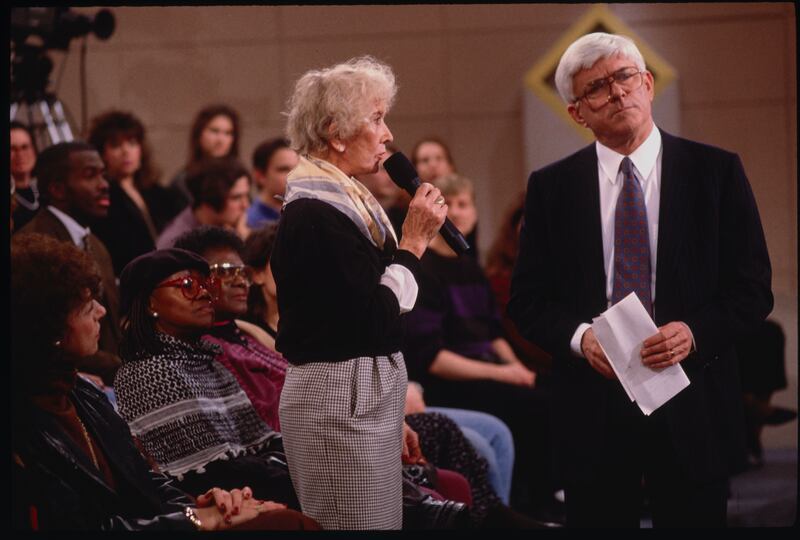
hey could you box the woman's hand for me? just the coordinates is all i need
[399,183,448,259]
[194,486,287,530]
[491,363,536,387]
[401,421,426,464]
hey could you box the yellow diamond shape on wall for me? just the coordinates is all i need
[525,4,677,142]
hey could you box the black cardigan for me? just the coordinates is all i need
[271,198,421,364]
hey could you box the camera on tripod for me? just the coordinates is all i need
[10,7,115,148]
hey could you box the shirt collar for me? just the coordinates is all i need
[595,123,662,184]
[47,205,91,247]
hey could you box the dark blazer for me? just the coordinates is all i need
[17,208,123,384]
[508,129,773,484]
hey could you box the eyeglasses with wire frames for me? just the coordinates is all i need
[573,67,645,109]
[154,272,217,301]
[209,262,254,286]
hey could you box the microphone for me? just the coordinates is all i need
[383,152,471,255]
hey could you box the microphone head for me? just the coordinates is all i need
[383,151,420,193]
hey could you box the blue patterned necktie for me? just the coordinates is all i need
[612,157,653,316]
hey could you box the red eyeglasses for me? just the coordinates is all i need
[154,273,218,301]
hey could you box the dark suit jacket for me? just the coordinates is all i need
[508,129,773,484]
[17,208,123,384]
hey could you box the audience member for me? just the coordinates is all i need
[156,156,251,249]
[174,226,287,430]
[113,248,300,510]
[247,138,298,229]
[11,233,316,531]
[405,382,515,506]
[410,136,478,258]
[169,103,241,208]
[10,121,39,231]
[485,193,553,373]
[402,173,556,516]
[411,136,456,184]
[17,141,122,385]
[88,110,183,274]
[241,223,280,338]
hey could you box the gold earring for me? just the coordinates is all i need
[151,311,159,319]
[53,340,62,347]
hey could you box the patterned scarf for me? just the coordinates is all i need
[114,333,279,479]
[283,155,398,250]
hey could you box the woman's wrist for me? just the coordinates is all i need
[184,506,204,531]
[398,237,426,259]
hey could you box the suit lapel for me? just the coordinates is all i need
[655,130,688,317]
[574,145,608,306]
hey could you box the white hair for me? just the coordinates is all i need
[554,32,646,103]
[285,55,397,155]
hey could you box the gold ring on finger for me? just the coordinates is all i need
[434,195,445,205]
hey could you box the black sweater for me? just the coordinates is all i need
[271,198,421,364]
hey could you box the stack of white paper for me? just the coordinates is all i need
[591,292,690,415]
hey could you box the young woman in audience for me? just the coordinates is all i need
[112,248,302,511]
[411,136,456,184]
[11,233,315,531]
[403,173,556,516]
[169,104,241,209]
[88,110,184,274]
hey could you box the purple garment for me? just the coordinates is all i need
[403,250,503,383]
[156,207,201,249]
[204,324,288,431]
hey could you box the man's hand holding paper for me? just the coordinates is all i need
[641,321,695,369]
[590,292,691,415]
[580,327,616,380]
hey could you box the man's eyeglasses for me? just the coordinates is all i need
[574,67,644,108]
[209,263,254,286]
[154,273,215,301]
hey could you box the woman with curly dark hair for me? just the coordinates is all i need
[88,110,184,274]
[168,104,242,209]
[12,233,315,531]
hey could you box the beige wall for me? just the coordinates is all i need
[50,4,796,446]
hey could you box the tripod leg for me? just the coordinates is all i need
[51,100,74,141]
[39,100,64,145]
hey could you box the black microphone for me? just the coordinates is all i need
[383,151,471,255]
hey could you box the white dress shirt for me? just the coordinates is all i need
[47,205,91,248]
[570,123,663,356]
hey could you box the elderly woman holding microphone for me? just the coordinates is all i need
[272,56,448,529]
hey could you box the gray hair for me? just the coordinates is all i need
[554,32,645,103]
[285,55,398,155]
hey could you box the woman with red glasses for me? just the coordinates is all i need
[112,248,319,529]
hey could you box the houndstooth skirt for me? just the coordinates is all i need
[279,352,407,530]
